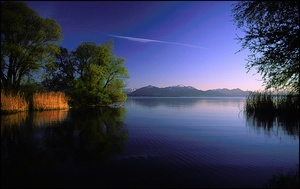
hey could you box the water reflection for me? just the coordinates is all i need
[245,112,299,138]
[124,97,298,188]
[1,97,298,188]
[68,108,128,162]
[127,97,245,109]
[1,107,127,188]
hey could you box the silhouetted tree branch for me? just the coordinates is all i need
[232,1,299,92]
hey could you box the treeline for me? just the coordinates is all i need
[1,1,129,112]
[44,41,129,107]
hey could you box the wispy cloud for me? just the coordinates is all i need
[105,33,207,49]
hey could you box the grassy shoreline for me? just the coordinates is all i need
[1,90,69,114]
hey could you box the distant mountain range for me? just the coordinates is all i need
[125,85,250,97]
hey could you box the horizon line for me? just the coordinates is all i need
[125,85,259,91]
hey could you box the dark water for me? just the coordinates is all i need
[1,97,299,188]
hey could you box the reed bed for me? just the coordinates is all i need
[244,91,299,116]
[1,91,29,113]
[33,91,69,110]
[244,91,299,133]
[1,91,69,113]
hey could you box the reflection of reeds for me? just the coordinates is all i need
[265,166,299,188]
[1,110,68,128]
[1,112,28,128]
[33,110,68,126]
[1,91,29,113]
[245,91,299,137]
[33,92,69,110]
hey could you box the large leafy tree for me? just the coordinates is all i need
[50,41,129,106]
[1,1,62,92]
[232,1,299,92]
[43,47,76,91]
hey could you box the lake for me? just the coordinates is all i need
[1,97,299,188]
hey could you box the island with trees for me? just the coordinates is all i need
[1,1,129,113]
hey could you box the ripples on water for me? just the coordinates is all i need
[1,97,298,188]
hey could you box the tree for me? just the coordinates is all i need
[69,41,129,107]
[231,1,299,92]
[73,42,98,79]
[43,47,76,91]
[1,1,62,92]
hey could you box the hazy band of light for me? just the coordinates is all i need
[105,33,208,49]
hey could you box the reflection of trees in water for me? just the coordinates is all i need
[1,107,128,188]
[1,112,60,187]
[245,111,299,138]
[0,110,68,128]
[68,107,128,162]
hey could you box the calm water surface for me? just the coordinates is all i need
[1,97,299,188]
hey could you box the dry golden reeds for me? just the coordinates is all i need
[1,90,69,113]
[1,91,29,113]
[33,91,69,110]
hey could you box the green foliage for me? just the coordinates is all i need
[232,1,299,92]
[1,2,128,107]
[20,77,45,94]
[43,47,76,91]
[1,1,62,92]
[67,41,129,107]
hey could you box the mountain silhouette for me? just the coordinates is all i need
[127,85,249,97]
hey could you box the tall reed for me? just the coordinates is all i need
[32,91,69,110]
[245,91,299,116]
[1,90,29,113]
[244,91,299,136]
[245,91,275,115]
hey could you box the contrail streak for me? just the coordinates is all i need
[105,33,207,49]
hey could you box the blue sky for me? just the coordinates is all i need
[26,1,264,91]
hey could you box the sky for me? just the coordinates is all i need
[25,1,264,91]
